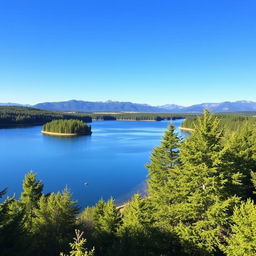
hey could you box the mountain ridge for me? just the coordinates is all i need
[1,100,256,113]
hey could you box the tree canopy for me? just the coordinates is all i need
[43,119,92,135]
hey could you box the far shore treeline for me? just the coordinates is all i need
[182,113,256,132]
[43,119,92,135]
[0,106,92,127]
[0,106,194,127]
[88,112,193,121]
[1,106,256,132]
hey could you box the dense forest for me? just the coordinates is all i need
[43,119,92,135]
[182,113,256,133]
[88,112,194,121]
[0,106,195,126]
[0,106,92,127]
[1,110,256,255]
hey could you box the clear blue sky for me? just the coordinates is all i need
[0,0,255,106]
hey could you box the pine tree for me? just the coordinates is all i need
[180,109,223,168]
[60,229,95,256]
[146,123,180,222]
[156,110,241,255]
[32,189,79,256]
[20,171,43,229]
[147,124,180,193]
[93,199,105,218]
[116,194,157,256]
[223,123,256,199]
[0,189,27,256]
[120,194,148,230]
[92,198,121,256]
[223,200,256,256]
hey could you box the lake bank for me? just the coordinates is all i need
[179,127,194,132]
[41,130,80,137]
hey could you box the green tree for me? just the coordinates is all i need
[20,171,43,229]
[223,123,256,199]
[116,194,148,256]
[223,200,256,256]
[93,198,121,256]
[116,194,172,256]
[60,229,94,256]
[146,124,180,222]
[32,189,79,256]
[0,189,27,256]
[152,110,241,255]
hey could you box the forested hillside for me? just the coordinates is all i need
[1,110,256,255]
[182,113,256,132]
[0,106,92,127]
[0,106,194,127]
[89,112,194,121]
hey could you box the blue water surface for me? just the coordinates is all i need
[0,120,187,208]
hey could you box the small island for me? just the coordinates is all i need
[42,119,92,137]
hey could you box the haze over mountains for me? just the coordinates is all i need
[33,100,256,113]
[1,100,256,113]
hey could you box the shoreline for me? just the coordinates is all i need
[1,118,185,129]
[179,127,194,132]
[92,118,155,121]
[41,130,81,137]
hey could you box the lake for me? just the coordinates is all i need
[0,119,187,208]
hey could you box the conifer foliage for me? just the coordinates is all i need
[20,171,43,229]
[43,119,92,135]
[60,229,95,256]
[147,124,180,197]
[223,200,256,256]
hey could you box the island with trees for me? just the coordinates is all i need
[42,119,92,136]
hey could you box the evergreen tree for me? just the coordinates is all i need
[152,110,241,255]
[93,198,121,256]
[146,123,180,223]
[115,194,175,256]
[32,189,79,256]
[60,229,95,256]
[20,171,43,229]
[0,189,27,256]
[223,200,256,256]
[176,110,242,254]
[120,194,148,230]
[147,124,180,194]
[223,123,256,199]
[93,199,105,218]
[116,194,149,256]
[180,109,223,168]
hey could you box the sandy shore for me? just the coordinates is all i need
[179,127,194,132]
[41,130,79,137]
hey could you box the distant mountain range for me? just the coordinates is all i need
[0,103,23,106]
[159,101,256,113]
[34,100,167,113]
[1,100,256,113]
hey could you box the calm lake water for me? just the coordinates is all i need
[0,119,187,208]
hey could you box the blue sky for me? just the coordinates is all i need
[0,0,255,106]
